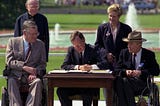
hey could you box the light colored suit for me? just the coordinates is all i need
[6,36,46,106]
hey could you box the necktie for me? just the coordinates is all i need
[79,52,83,65]
[25,43,31,60]
[132,54,136,69]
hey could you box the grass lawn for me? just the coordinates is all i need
[45,14,160,30]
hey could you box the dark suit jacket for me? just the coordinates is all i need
[115,48,159,81]
[14,12,49,61]
[6,37,46,79]
[61,44,110,70]
[95,22,132,61]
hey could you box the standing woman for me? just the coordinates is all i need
[95,4,132,70]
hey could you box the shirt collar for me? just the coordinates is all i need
[23,37,29,47]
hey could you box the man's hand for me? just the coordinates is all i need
[126,70,141,77]
[28,74,37,83]
[107,53,115,63]
[23,66,37,75]
[79,64,92,71]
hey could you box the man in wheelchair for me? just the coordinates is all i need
[4,20,46,106]
[114,30,160,106]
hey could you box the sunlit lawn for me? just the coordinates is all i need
[45,14,160,30]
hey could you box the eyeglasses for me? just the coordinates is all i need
[27,32,39,37]
[28,4,39,9]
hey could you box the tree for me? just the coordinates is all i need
[0,0,26,29]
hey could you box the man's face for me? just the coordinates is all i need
[26,0,39,16]
[108,11,119,25]
[127,41,142,53]
[72,37,85,53]
[24,27,39,43]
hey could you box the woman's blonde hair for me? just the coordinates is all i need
[107,4,123,17]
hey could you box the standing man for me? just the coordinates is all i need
[14,0,49,62]
[114,30,159,106]
[57,31,110,106]
[95,4,132,70]
[6,20,46,106]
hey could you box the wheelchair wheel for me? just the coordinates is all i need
[152,83,159,106]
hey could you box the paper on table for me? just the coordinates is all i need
[48,69,112,74]
[90,70,112,73]
[48,70,67,74]
[48,70,89,74]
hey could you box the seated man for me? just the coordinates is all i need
[57,31,110,106]
[6,20,46,106]
[114,30,159,106]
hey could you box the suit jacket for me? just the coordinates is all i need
[6,37,46,79]
[14,12,49,61]
[115,48,159,81]
[61,44,109,70]
[95,22,132,61]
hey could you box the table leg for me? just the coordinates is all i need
[106,87,113,106]
[48,82,54,106]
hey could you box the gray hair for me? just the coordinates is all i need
[22,20,37,31]
[26,0,39,5]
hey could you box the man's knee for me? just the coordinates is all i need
[30,78,43,91]
[8,78,19,89]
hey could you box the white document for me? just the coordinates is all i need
[48,69,112,74]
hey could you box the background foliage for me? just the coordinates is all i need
[0,0,26,29]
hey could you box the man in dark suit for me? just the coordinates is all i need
[14,0,49,62]
[6,20,46,106]
[114,30,159,106]
[57,31,110,106]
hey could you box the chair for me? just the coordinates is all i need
[135,76,159,106]
[1,65,47,106]
[69,90,100,106]
[114,75,159,106]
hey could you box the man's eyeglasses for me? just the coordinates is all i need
[27,32,39,37]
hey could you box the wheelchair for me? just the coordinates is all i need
[1,65,47,106]
[114,75,159,106]
[135,75,159,106]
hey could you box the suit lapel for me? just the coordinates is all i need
[73,50,80,64]
[140,49,146,65]
[19,37,26,61]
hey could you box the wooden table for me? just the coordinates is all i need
[44,71,115,106]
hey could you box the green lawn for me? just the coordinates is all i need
[45,14,160,30]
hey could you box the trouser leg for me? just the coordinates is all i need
[26,78,42,106]
[57,88,72,106]
[82,94,92,106]
[8,78,22,106]
[115,76,146,106]
[114,76,128,106]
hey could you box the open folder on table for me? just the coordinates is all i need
[48,69,112,74]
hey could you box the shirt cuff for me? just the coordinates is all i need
[91,65,99,70]
[74,65,79,70]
